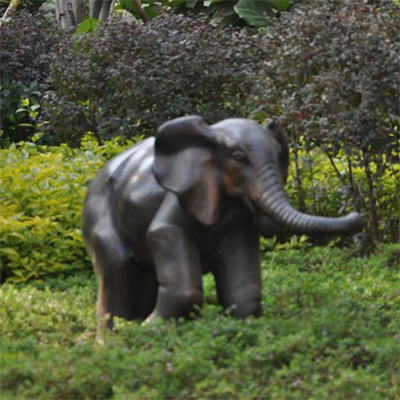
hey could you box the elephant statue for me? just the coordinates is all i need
[82,116,363,330]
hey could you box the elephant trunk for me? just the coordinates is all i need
[256,163,364,235]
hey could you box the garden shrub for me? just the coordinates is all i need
[0,12,61,145]
[0,136,136,282]
[252,0,399,243]
[42,13,266,145]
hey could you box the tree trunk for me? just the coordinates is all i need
[90,0,102,19]
[55,0,86,30]
[90,0,113,20]
[72,0,85,26]
[99,0,112,20]
[55,0,73,30]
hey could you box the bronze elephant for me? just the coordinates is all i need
[82,116,363,330]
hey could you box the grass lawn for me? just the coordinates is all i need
[1,244,399,399]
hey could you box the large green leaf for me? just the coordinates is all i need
[210,1,243,26]
[234,0,275,28]
[268,0,291,12]
[75,18,100,35]
[234,0,290,28]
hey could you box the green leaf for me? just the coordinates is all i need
[234,0,276,28]
[186,0,198,7]
[17,123,35,128]
[0,248,20,262]
[75,18,100,35]
[268,0,291,12]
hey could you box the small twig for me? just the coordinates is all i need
[325,150,346,184]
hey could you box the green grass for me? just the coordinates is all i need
[1,244,399,399]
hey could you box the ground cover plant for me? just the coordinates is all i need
[1,244,399,398]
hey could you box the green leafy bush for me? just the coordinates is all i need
[1,245,399,398]
[42,13,265,144]
[0,12,61,145]
[252,0,399,243]
[0,136,136,282]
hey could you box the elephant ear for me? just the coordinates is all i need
[266,119,289,182]
[153,116,221,226]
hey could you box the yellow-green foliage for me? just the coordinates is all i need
[0,136,398,282]
[0,137,137,282]
[285,149,399,241]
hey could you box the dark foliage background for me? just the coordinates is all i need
[0,12,61,144]
[0,2,398,243]
[42,13,266,144]
[252,0,399,243]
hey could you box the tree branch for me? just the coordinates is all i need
[133,0,148,23]
[1,0,23,21]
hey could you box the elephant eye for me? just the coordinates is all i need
[230,150,248,163]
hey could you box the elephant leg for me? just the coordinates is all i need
[89,218,158,335]
[145,193,203,322]
[213,223,262,319]
[96,260,158,326]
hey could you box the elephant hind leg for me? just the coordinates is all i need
[88,228,158,338]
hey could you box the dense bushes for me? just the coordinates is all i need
[253,0,399,243]
[1,245,399,398]
[0,12,61,144]
[0,136,135,282]
[43,13,265,144]
[0,4,398,244]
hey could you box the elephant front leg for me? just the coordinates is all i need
[213,223,262,319]
[145,193,203,322]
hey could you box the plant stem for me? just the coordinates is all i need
[293,145,307,212]
[363,151,380,244]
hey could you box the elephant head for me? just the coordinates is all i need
[153,115,364,235]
